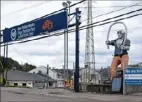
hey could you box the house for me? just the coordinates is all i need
[29,66,64,88]
[79,68,101,84]
[5,69,48,88]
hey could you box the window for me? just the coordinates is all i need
[57,74,60,78]
[22,83,26,87]
[91,74,96,80]
[99,80,101,84]
[14,83,18,86]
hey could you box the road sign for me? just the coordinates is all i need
[3,11,67,43]
[125,68,142,85]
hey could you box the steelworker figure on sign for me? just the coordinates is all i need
[106,30,131,80]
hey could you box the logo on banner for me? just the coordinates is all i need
[11,29,17,41]
[42,20,53,30]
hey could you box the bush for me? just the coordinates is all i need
[0,77,3,83]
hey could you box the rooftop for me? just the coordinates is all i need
[5,70,54,82]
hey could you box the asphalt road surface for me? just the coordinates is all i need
[1,87,142,102]
[1,90,109,102]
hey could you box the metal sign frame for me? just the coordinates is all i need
[3,11,68,43]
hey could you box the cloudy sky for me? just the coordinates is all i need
[1,0,142,69]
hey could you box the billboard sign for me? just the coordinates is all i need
[125,68,142,85]
[3,11,67,43]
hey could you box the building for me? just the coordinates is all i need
[5,70,48,88]
[99,67,110,82]
[79,68,101,84]
[29,66,64,88]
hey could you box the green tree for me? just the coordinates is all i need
[0,56,36,72]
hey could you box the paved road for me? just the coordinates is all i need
[1,87,142,102]
[1,90,108,102]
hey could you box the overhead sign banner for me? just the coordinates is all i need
[3,11,67,43]
[125,68,142,85]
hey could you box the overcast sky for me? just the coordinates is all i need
[1,0,142,69]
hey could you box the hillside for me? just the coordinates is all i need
[0,56,36,72]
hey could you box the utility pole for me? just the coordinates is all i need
[3,43,6,86]
[0,31,2,58]
[46,64,49,89]
[84,0,95,84]
[5,43,8,83]
[100,67,103,84]
[62,0,71,82]
[63,65,66,88]
[72,62,75,87]
[0,32,4,86]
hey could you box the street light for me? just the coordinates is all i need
[62,2,68,8]
[62,0,71,83]
[62,0,71,9]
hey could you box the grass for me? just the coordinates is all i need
[0,77,3,83]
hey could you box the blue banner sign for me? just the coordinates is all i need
[3,11,67,43]
[125,68,142,85]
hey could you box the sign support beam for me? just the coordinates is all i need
[74,8,80,92]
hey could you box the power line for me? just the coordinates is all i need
[11,46,34,65]
[81,2,142,22]
[79,13,142,32]
[2,9,142,46]
[94,27,142,33]
[32,0,87,22]
[1,8,142,46]
[2,13,141,47]
[80,8,142,29]
[1,0,86,31]
[2,1,52,17]
[80,5,142,8]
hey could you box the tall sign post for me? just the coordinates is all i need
[2,7,82,92]
[74,8,81,92]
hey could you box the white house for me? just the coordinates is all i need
[29,66,64,88]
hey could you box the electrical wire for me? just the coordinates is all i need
[79,13,142,32]
[1,10,142,46]
[81,2,142,22]
[1,0,87,31]
[1,7,142,46]
[32,0,87,22]
[11,46,34,65]
[2,1,52,17]
[80,8,142,29]
[2,12,141,47]
[94,27,142,33]
[80,5,142,8]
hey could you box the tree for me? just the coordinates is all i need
[0,56,36,72]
